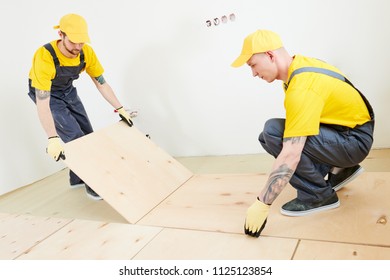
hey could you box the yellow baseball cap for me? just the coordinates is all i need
[231,30,283,67]
[53,14,90,43]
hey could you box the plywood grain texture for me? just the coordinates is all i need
[18,219,162,260]
[266,172,390,246]
[63,122,193,223]
[0,213,71,259]
[293,240,390,260]
[133,228,298,260]
[138,173,267,233]
[2,137,389,260]
[139,172,390,247]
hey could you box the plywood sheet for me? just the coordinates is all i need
[139,172,390,247]
[64,122,193,223]
[267,172,390,246]
[134,228,298,260]
[293,240,390,260]
[0,213,72,260]
[138,173,267,233]
[17,219,163,260]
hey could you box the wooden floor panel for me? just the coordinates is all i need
[17,219,163,260]
[0,213,72,260]
[293,240,390,260]
[1,171,389,259]
[138,173,265,233]
[63,122,193,223]
[139,172,390,247]
[133,228,298,260]
[1,123,389,261]
[266,172,390,246]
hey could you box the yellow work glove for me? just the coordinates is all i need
[46,136,65,161]
[116,106,133,127]
[244,198,270,237]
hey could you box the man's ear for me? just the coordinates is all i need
[265,51,275,61]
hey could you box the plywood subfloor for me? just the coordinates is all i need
[266,172,390,246]
[133,228,298,260]
[139,172,390,248]
[17,219,162,260]
[1,171,389,260]
[293,240,390,260]
[0,213,72,260]
[138,173,264,233]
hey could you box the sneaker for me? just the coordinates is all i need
[280,192,340,217]
[328,165,364,191]
[70,182,85,189]
[85,185,102,201]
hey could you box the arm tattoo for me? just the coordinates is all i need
[261,164,294,204]
[36,89,50,100]
[94,75,106,85]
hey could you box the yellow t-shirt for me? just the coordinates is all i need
[29,40,104,91]
[283,55,371,138]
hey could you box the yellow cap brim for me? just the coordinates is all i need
[231,54,252,68]
[67,33,91,43]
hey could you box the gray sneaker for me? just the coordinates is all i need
[85,185,102,201]
[280,192,340,217]
[328,165,364,191]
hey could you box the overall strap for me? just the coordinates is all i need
[43,43,60,68]
[284,67,374,120]
[44,43,85,68]
[79,49,85,66]
[286,67,345,87]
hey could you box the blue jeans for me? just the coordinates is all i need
[258,118,374,202]
[29,87,93,185]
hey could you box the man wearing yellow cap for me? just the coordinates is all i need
[28,14,133,200]
[232,30,375,237]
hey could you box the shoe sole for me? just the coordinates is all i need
[86,192,103,201]
[280,200,340,217]
[70,183,85,189]
[333,166,364,192]
[85,188,103,201]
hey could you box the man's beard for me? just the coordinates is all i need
[64,43,81,55]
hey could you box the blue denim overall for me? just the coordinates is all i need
[259,68,375,203]
[28,43,93,185]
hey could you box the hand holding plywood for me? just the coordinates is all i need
[64,122,193,223]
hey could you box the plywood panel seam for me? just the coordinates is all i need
[135,223,249,238]
[134,175,195,224]
[290,239,301,260]
[13,218,75,260]
[130,227,165,260]
[293,237,390,251]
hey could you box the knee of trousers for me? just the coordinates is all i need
[258,118,285,156]
[260,119,284,141]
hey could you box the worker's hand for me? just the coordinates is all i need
[46,136,65,161]
[244,198,270,237]
[116,106,133,127]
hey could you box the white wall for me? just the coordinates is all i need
[1,0,389,195]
